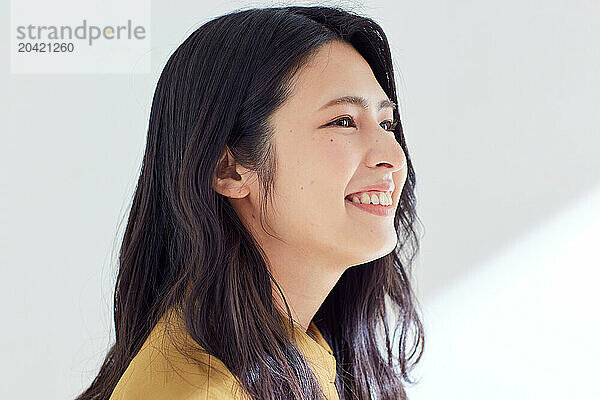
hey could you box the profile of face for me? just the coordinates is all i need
[220,40,407,270]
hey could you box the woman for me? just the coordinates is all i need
[76,5,424,400]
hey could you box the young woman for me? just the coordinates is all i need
[76,6,424,400]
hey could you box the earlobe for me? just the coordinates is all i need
[212,146,250,199]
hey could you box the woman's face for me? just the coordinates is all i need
[234,40,407,268]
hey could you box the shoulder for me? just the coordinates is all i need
[109,316,248,400]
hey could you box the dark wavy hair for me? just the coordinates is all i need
[76,5,424,400]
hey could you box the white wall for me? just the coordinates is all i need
[406,188,600,399]
[1,0,598,399]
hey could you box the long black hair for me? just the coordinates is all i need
[76,6,424,400]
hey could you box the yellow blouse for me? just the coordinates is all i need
[108,309,339,400]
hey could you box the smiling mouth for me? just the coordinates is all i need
[344,197,395,216]
[344,191,393,206]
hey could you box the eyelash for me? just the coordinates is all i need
[327,116,398,132]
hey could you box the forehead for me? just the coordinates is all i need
[286,41,390,109]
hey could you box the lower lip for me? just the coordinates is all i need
[345,198,395,216]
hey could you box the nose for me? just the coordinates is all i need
[362,119,406,173]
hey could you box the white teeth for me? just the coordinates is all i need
[348,192,392,205]
[378,192,388,205]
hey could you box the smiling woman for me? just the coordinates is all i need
[75,6,424,400]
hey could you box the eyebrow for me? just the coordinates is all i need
[318,95,397,112]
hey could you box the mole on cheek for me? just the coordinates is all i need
[330,138,334,142]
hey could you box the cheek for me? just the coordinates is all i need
[273,126,362,208]
[272,137,355,223]
[392,151,408,198]
[315,137,355,173]
[307,138,357,201]
[282,135,355,188]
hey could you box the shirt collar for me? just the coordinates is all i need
[164,307,338,386]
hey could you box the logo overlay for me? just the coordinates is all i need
[10,0,151,73]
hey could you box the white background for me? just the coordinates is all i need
[1,0,598,399]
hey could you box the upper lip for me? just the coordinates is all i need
[346,181,395,197]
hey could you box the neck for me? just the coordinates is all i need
[269,250,344,332]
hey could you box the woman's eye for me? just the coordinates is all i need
[381,119,398,132]
[326,117,398,132]
[328,116,356,128]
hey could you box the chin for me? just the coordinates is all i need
[342,236,397,266]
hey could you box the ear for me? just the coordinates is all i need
[212,146,251,199]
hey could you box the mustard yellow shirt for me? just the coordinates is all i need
[109,310,339,400]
